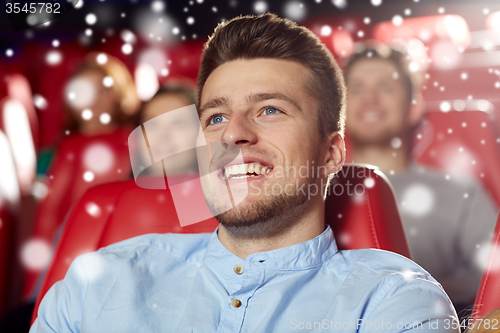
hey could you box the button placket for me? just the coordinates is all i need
[230,264,245,310]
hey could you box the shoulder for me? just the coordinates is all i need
[327,248,448,300]
[96,232,213,264]
[62,233,213,280]
[60,233,214,292]
[388,163,491,201]
[406,164,482,189]
[327,249,455,318]
[330,248,435,282]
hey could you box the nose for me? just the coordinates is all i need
[362,88,379,105]
[220,113,258,147]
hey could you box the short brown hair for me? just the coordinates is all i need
[343,42,420,102]
[137,83,196,125]
[197,13,346,138]
[152,84,196,106]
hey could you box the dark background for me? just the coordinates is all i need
[1,0,500,48]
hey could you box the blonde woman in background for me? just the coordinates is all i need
[25,52,140,297]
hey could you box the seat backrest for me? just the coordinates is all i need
[473,213,500,320]
[5,73,39,150]
[373,15,471,50]
[0,73,39,195]
[0,130,17,316]
[31,129,133,241]
[414,111,500,207]
[31,164,410,323]
[27,42,87,148]
[0,204,14,317]
[0,96,37,195]
[326,165,410,254]
[22,129,133,298]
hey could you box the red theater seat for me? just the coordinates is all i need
[0,74,24,316]
[4,73,39,150]
[164,40,204,82]
[26,42,87,148]
[0,73,38,195]
[22,128,133,298]
[473,213,500,320]
[0,131,18,316]
[31,164,410,323]
[414,111,500,207]
[304,15,366,60]
[373,15,471,50]
[326,164,410,253]
[0,131,21,316]
[0,205,14,316]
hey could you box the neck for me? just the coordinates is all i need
[217,196,326,260]
[351,141,410,174]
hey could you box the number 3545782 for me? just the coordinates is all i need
[6,2,61,14]
[444,318,499,330]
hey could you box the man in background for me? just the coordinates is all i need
[344,42,498,310]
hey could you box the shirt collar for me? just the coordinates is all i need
[203,225,338,278]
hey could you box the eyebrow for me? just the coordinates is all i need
[199,92,302,117]
[199,96,231,117]
[247,93,302,112]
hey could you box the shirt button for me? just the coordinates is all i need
[233,264,244,275]
[231,299,242,308]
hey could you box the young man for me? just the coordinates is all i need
[344,43,498,309]
[31,14,459,332]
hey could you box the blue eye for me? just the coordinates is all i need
[264,107,280,115]
[209,114,227,125]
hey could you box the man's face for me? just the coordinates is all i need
[66,69,118,128]
[198,58,329,237]
[140,93,198,175]
[346,59,412,146]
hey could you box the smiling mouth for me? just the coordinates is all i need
[360,111,384,124]
[222,162,273,180]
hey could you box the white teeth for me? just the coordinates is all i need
[362,112,381,123]
[261,167,271,174]
[223,162,272,180]
[255,164,261,174]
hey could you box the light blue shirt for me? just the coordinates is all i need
[31,226,459,332]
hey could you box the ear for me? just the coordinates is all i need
[322,132,345,178]
[408,93,426,127]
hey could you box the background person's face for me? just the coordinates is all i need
[140,93,199,175]
[346,59,412,146]
[198,58,328,236]
[66,69,119,131]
